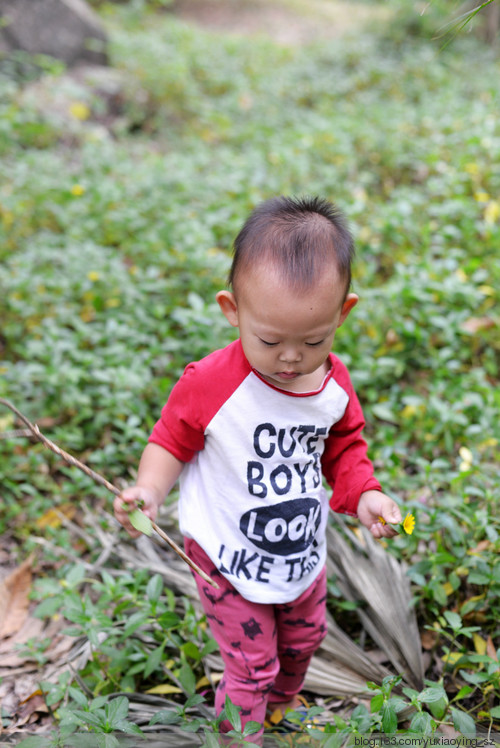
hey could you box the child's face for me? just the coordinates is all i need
[217,264,358,392]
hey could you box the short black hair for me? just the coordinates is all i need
[228,196,354,295]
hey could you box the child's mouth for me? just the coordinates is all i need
[277,371,299,380]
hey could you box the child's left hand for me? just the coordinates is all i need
[357,490,402,538]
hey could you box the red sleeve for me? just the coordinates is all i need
[322,357,382,516]
[148,340,251,462]
[149,364,206,462]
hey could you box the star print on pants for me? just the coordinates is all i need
[241,617,263,640]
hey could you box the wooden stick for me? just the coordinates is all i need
[0,398,218,589]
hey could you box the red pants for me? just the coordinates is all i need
[185,538,327,740]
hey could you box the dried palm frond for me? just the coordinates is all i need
[325,518,424,691]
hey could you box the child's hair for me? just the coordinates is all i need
[229,196,354,295]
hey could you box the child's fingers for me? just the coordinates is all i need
[380,523,399,538]
[113,493,135,515]
[113,493,142,537]
[378,498,402,526]
[369,520,389,539]
[369,516,400,539]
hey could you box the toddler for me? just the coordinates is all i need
[114,196,402,741]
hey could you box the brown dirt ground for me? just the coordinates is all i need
[171,0,392,45]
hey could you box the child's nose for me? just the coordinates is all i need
[279,347,302,363]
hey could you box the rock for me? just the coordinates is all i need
[0,0,108,66]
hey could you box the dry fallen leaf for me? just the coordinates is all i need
[0,556,34,639]
[486,636,498,661]
[36,503,76,529]
[468,539,492,554]
[421,629,438,650]
[460,316,496,334]
[14,690,50,727]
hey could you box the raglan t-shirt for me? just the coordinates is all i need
[149,339,381,604]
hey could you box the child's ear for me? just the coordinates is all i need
[338,293,358,327]
[216,290,239,327]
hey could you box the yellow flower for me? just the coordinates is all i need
[1,209,14,229]
[459,446,473,472]
[71,184,85,196]
[402,513,415,535]
[401,404,418,419]
[484,200,500,225]
[378,513,416,535]
[87,271,100,282]
[69,102,90,121]
[478,285,495,296]
[474,191,490,202]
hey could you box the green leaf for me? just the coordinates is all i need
[350,704,372,732]
[402,687,419,700]
[185,693,206,709]
[451,707,476,736]
[149,709,181,726]
[443,610,462,632]
[157,610,181,630]
[146,573,163,602]
[99,735,120,748]
[200,638,220,657]
[454,685,475,701]
[182,640,201,661]
[388,696,408,713]
[65,563,87,587]
[224,695,242,732]
[106,696,129,727]
[428,695,449,720]
[34,596,63,619]
[243,720,262,736]
[370,693,384,712]
[430,581,448,606]
[460,670,491,685]
[178,662,196,694]
[490,706,500,718]
[71,709,105,729]
[419,686,447,703]
[90,696,107,710]
[372,403,398,422]
[114,719,144,735]
[68,686,88,707]
[202,733,220,748]
[128,508,153,536]
[123,610,149,637]
[144,643,165,678]
[467,572,491,585]
[410,711,433,734]
[381,703,397,734]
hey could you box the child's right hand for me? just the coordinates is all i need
[113,486,161,538]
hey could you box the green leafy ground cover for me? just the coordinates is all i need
[0,0,499,742]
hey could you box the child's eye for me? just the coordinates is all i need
[259,338,279,346]
[306,340,325,347]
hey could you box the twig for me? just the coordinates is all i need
[0,398,218,589]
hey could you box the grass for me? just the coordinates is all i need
[0,0,499,741]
